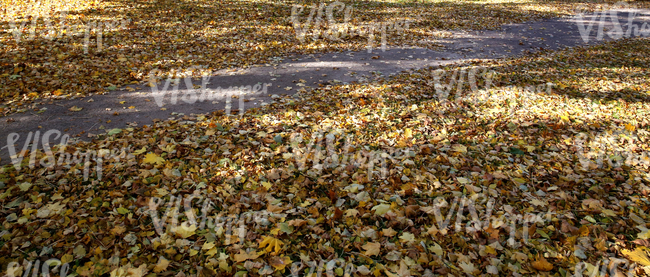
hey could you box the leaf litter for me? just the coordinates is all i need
[1,33,650,275]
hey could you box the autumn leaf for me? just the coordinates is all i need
[269,256,292,271]
[531,257,553,271]
[622,247,650,266]
[459,262,477,275]
[143,153,165,165]
[111,225,127,235]
[399,232,415,243]
[234,249,260,262]
[153,257,170,273]
[172,223,197,239]
[362,242,381,256]
[372,204,391,216]
[259,236,284,254]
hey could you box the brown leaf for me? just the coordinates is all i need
[531,257,553,271]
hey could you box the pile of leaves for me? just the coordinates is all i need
[1,35,650,276]
[2,0,649,115]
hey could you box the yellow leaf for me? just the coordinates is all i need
[362,242,381,256]
[638,227,650,240]
[205,247,219,257]
[153,256,170,273]
[625,123,636,132]
[259,236,284,254]
[622,247,650,266]
[202,242,215,250]
[133,147,147,155]
[171,223,197,239]
[372,204,391,216]
[143,153,165,165]
[160,144,175,153]
[69,106,83,112]
[61,254,73,264]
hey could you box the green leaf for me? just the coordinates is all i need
[108,128,122,136]
[117,207,130,215]
[509,147,525,155]
[18,182,32,192]
[536,229,550,239]
[278,222,294,234]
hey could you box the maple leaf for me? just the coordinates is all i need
[259,236,284,254]
[459,262,476,275]
[399,232,415,243]
[362,242,381,256]
[143,153,165,165]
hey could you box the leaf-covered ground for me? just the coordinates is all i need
[1,35,649,276]
[2,0,650,116]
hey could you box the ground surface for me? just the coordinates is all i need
[2,9,648,165]
[1,1,650,277]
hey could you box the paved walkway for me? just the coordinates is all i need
[1,9,648,164]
